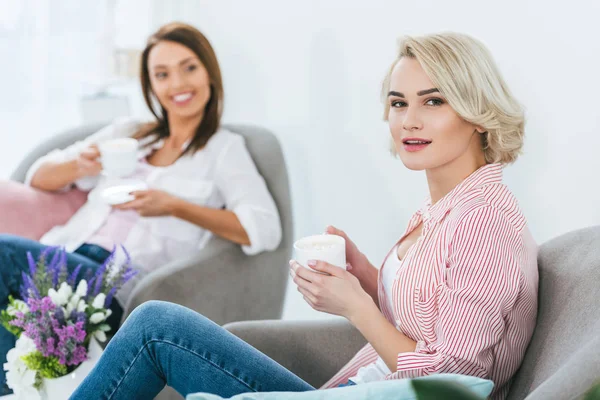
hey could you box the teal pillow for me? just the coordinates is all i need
[186,374,494,400]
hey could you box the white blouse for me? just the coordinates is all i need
[348,246,401,384]
[25,118,282,303]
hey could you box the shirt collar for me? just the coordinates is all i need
[150,138,191,151]
[137,135,192,158]
[419,163,504,225]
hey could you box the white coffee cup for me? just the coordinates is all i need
[98,138,138,178]
[293,234,346,271]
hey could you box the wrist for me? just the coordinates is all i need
[348,294,377,327]
[353,262,378,288]
[166,196,184,216]
[69,159,86,180]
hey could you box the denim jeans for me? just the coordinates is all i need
[71,301,315,399]
[0,234,124,390]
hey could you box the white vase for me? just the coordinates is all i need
[40,339,103,400]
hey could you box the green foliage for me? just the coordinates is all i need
[22,351,67,380]
[0,296,24,337]
[33,255,55,298]
[584,380,600,400]
[412,378,486,400]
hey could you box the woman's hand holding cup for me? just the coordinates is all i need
[325,225,370,278]
[289,233,375,319]
[75,145,102,178]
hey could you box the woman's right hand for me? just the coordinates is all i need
[75,145,102,178]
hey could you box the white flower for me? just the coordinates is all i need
[65,293,80,316]
[94,330,107,342]
[105,309,112,318]
[6,368,38,399]
[69,293,80,308]
[77,299,88,313]
[89,312,106,324]
[4,335,41,399]
[47,288,63,307]
[48,282,73,306]
[97,324,111,332]
[76,280,88,297]
[14,335,37,355]
[58,282,73,300]
[92,293,106,309]
[6,299,29,317]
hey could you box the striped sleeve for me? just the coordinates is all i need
[388,206,524,380]
[321,344,380,389]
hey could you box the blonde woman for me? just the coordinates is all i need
[72,33,537,400]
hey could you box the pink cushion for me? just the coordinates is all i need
[0,180,87,240]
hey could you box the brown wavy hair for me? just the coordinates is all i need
[134,22,224,156]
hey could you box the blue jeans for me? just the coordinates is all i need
[0,234,124,390]
[71,301,315,399]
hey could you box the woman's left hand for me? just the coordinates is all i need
[289,260,374,319]
[113,189,178,217]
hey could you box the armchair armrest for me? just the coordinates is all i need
[223,318,367,388]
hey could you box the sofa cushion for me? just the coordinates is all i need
[186,374,494,400]
[0,180,87,240]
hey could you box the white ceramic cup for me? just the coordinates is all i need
[98,138,138,178]
[293,234,346,271]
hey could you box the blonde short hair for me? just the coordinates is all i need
[383,33,525,164]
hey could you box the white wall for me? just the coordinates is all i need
[3,1,600,321]
[148,0,600,320]
[0,0,113,175]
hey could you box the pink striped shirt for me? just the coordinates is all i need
[322,163,539,400]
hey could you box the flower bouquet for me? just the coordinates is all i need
[1,246,137,399]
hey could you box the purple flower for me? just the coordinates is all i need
[20,271,40,300]
[92,257,112,297]
[104,286,117,309]
[67,264,82,287]
[26,252,37,278]
[46,337,56,354]
[13,297,58,357]
[54,321,87,365]
[120,244,131,267]
[53,307,65,326]
[69,310,87,325]
[9,244,138,369]
[122,269,138,284]
[48,248,62,284]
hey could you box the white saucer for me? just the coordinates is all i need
[100,180,148,205]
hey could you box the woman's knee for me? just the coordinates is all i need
[0,234,20,250]
[0,234,40,257]
[0,234,24,264]
[123,301,213,339]
[125,301,188,331]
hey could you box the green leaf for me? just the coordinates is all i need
[22,351,67,379]
[0,313,22,337]
[0,299,23,338]
[411,379,486,400]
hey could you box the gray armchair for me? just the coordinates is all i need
[11,123,293,327]
[225,226,600,399]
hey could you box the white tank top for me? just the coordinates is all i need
[348,245,402,384]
